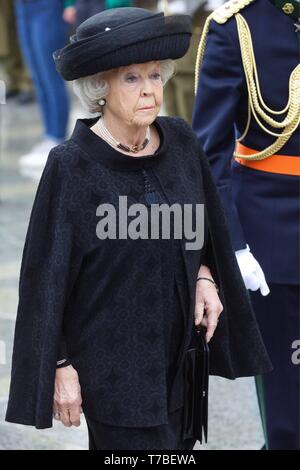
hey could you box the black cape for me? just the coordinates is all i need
[5,116,272,429]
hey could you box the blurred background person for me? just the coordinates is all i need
[161,0,224,124]
[134,0,157,9]
[62,0,78,25]
[0,0,34,105]
[63,0,104,26]
[105,0,133,8]
[63,1,134,28]
[14,0,72,169]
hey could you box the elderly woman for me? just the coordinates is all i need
[6,7,271,450]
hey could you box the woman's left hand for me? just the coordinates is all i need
[194,265,223,343]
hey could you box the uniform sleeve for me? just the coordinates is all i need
[5,148,82,428]
[192,20,247,251]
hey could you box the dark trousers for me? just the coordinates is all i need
[251,284,300,450]
[85,407,196,450]
[14,0,69,140]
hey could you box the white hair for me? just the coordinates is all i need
[72,59,175,114]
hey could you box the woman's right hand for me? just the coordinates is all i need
[53,365,82,427]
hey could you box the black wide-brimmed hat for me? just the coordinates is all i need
[53,7,192,81]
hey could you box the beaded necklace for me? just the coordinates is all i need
[98,116,151,154]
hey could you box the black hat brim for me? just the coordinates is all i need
[53,12,192,81]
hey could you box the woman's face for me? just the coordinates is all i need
[103,61,163,127]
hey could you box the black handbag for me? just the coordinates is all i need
[182,326,209,444]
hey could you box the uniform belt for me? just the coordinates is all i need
[234,143,300,176]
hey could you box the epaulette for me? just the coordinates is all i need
[195,0,300,160]
[212,0,256,24]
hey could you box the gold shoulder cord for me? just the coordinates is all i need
[194,0,300,161]
[194,0,255,96]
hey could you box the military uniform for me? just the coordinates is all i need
[192,0,300,449]
[163,3,210,124]
[0,0,32,94]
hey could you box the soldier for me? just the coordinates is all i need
[0,0,34,104]
[162,0,225,124]
[192,0,300,450]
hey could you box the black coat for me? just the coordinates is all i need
[5,116,272,429]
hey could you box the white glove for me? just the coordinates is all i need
[235,245,270,296]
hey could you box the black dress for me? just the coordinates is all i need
[5,115,272,432]
[85,165,197,450]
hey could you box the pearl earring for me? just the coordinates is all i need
[99,98,106,106]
